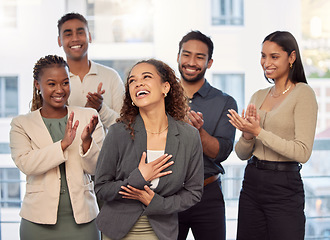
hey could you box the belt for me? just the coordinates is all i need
[204,174,220,187]
[248,156,302,172]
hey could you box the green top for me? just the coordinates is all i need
[42,115,67,142]
[42,115,73,216]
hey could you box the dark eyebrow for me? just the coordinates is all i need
[63,29,73,34]
[261,51,280,55]
[128,72,154,80]
[46,79,56,83]
[45,78,69,82]
[62,27,85,34]
[182,50,206,57]
[196,53,207,57]
[182,50,192,54]
[142,72,153,75]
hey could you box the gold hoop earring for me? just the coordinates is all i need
[164,92,167,98]
[132,101,135,106]
[290,63,293,69]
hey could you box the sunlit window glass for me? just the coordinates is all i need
[0,76,18,118]
[0,0,17,28]
[86,0,154,43]
[211,0,244,26]
[212,73,245,114]
[0,168,21,208]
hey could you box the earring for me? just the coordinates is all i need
[164,92,167,98]
[132,101,135,106]
[290,63,293,69]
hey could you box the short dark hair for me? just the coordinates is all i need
[57,12,88,35]
[178,30,214,61]
[263,31,307,84]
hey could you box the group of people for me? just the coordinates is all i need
[9,12,317,240]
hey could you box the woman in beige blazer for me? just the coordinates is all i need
[9,55,104,240]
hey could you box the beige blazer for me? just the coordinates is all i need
[9,106,104,224]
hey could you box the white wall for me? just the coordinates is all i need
[0,0,302,159]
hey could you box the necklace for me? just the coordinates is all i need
[146,125,169,134]
[270,84,292,98]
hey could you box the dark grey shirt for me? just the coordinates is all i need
[188,80,237,178]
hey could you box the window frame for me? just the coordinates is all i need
[0,168,21,208]
[211,72,245,114]
[0,76,19,118]
[209,0,245,27]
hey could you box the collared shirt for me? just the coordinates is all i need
[188,80,237,178]
[68,60,125,131]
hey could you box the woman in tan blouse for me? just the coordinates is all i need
[227,31,318,240]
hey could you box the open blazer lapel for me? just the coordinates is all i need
[133,114,180,190]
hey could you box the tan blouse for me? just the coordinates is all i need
[235,82,318,163]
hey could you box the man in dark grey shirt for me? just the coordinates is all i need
[177,30,237,240]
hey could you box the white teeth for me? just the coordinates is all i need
[71,45,81,49]
[53,96,63,100]
[136,90,150,97]
[265,69,275,74]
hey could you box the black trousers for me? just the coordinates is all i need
[236,163,305,240]
[178,178,225,240]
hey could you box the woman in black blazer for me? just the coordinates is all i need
[95,59,204,240]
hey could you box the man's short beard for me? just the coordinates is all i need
[179,66,207,83]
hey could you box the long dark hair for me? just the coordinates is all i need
[117,59,188,138]
[262,31,307,84]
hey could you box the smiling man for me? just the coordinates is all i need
[57,12,124,131]
[177,30,237,240]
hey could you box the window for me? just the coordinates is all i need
[0,143,10,154]
[211,0,244,26]
[93,59,139,82]
[0,0,17,28]
[0,168,21,208]
[309,79,330,133]
[212,74,245,114]
[0,76,18,118]
[86,0,154,43]
[222,164,245,206]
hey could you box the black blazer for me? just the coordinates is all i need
[95,114,204,240]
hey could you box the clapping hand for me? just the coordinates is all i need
[81,114,99,154]
[61,111,79,151]
[85,82,105,112]
[187,108,204,131]
[227,104,261,139]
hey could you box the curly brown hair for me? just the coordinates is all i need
[117,59,188,138]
